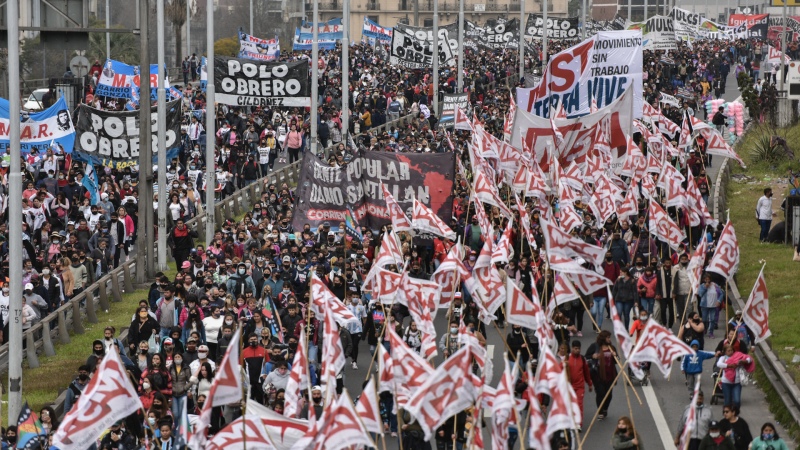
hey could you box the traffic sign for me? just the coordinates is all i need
[70,55,90,77]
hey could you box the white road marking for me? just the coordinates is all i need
[642,383,678,450]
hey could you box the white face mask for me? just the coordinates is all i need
[142,382,151,390]
[198,352,208,359]
[709,432,720,438]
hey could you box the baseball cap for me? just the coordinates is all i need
[198,344,209,352]
[709,421,721,429]
[328,231,335,236]
[163,337,173,345]
[282,256,291,263]
[181,261,191,269]
[24,283,33,290]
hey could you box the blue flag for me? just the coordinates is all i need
[82,161,100,205]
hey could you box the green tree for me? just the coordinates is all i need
[88,17,140,65]
[214,37,239,57]
[568,0,581,17]
[166,0,188,65]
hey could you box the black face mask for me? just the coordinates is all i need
[78,373,89,381]
[94,349,104,356]
[249,341,258,347]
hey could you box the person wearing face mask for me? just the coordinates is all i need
[168,218,198,270]
[169,351,192,420]
[242,333,268,403]
[755,187,776,243]
[202,306,224,361]
[227,262,256,299]
[190,343,217,376]
[697,421,735,450]
[749,423,788,450]
[300,385,325,420]
[612,416,642,450]
[674,391,713,450]
[673,253,692,324]
[38,265,63,310]
[439,319,462,358]
[612,268,639,329]
[64,365,91,413]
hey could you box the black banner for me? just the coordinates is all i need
[439,93,470,125]
[390,23,459,68]
[214,57,311,107]
[293,151,456,231]
[469,18,521,50]
[525,15,580,39]
[72,100,182,169]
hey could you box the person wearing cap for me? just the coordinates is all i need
[300,386,325,420]
[726,310,753,347]
[189,343,216,378]
[697,420,736,450]
[675,390,713,450]
[23,281,48,320]
[99,418,136,449]
[681,340,716,395]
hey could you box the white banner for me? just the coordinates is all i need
[629,16,677,50]
[515,30,643,119]
[670,7,703,41]
[659,92,680,107]
[238,31,280,61]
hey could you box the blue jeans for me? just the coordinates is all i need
[721,382,742,408]
[640,298,654,316]
[759,219,771,242]
[591,297,607,329]
[618,301,634,329]
[701,306,717,334]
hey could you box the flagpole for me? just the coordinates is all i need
[458,0,465,92]
[433,0,439,118]
[342,0,350,146]
[311,0,319,156]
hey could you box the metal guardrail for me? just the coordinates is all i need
[0,161,304,376]
[713,118,800,438]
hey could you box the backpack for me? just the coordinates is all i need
[712,112,725,126]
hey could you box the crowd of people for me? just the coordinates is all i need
[0,22,792,450]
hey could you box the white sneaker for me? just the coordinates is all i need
[352,362,358,370]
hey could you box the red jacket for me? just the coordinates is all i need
[566,353,592,390]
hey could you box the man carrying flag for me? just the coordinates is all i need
[15,402,47,450]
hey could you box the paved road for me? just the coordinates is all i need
[336,70,792,450]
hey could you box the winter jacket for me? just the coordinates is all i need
[681,348,716,375]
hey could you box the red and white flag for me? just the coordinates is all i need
[473,170,514,219]
[553,272,581,306]
[678,115,692,150]
[742,264,771,344]
[189,328,243,448]
[687,238,708,293]
[309,390,375,450]
[381,182,413,231]
[617,191,639,220]
[706,218,740,280]
[386,325,434,406]
[404,345,483,440]
[679,375,702,450]
[546,362,580,433]
[700,128,746,168]
[431,243,466,307]
[491,358,517,450]
[53,349,143,450]
[567,269,612,296]
[412,198,457,240]
[248,401,309,450]
[310,273,358,327]
[628,320,695,378]
[368,267,403,304]
[355,378,383,434]
[458,318,494,383]
[505,276,543,330]
[608,287,633,358]
[525,365,549,450]
[648,200,685,250]
[685,171,718,228]
[377,344,395,393]
[396,272,440,336]
[503,95,517,143]
[205,410,273,450]
[540,218,606,268]
[319,296,346,387]
[472,239,507,316]
[283,330,309,418]
[492,221,515,264]
[589,174,618,225]
[455,105,475,131]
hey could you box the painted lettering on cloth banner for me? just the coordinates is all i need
[670,7,703,40]
[728,14,770,39]
[293,151,455,231]
[0,96,75,153]
[525,15,580,39]
[515,30,643,119]
[72,100,182,169]
[214,57,311,107]
[440,93,470,124]
[628,15,677,50]
[362,17,393,41]
[238,31,280,61]
[390,23,459,68]
[95,59,165,100]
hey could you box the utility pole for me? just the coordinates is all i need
[433,0,439,116]
[205,0,216,245]
[7,0,23,427]
[342,0,350,139]
[582,0,586,38]
[414,0,419,26]
[459,0,465,91]
[106,0,111,60]
[157,0,168,272]
[780,0,787,92]
[517,0,523,82]
[250,0,254,35]
[137,0,154,282]
[311,0,319,155]
[186,0,191,59]
[543,0,548,63]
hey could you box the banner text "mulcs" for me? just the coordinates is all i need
[219,60,303,96]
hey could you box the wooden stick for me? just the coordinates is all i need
[579,360,629,448]
[579,298,643,405]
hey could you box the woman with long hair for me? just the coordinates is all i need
[749,423,789,450]
[139,353,173,398]
[612,416,642,449]
[39,406,59,434]
[586,330,618,421]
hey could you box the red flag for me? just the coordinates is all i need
[679,375,702,450]
[404,345,483,440]
[310,390,375,450]
[283,330,309,418]
[648,200,685,250]
[310,273,358,327]
[53,350,143,450]
[525,365,549,450]
[628,320,695,378]
[319,295,346,387]
[396,272,440,336]
[706,219,740,280]
[205,411,273,450]
[700,128,746,168]
[505,276,543,330]
[473,170,514,219]
[381,182,413,232]
[491,358,517,450]
[355,378,383,434]
[431,243,466,308]
[686,238,708,293]
[742,264,771,344]
[540,218,606,268]
[608,287,633,358]
[386,325,434,407]
[249,401,308,450]
[412,198,456,239]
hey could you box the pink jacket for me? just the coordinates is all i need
[720,351,755,384]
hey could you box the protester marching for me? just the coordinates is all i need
[0,3,792,450]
